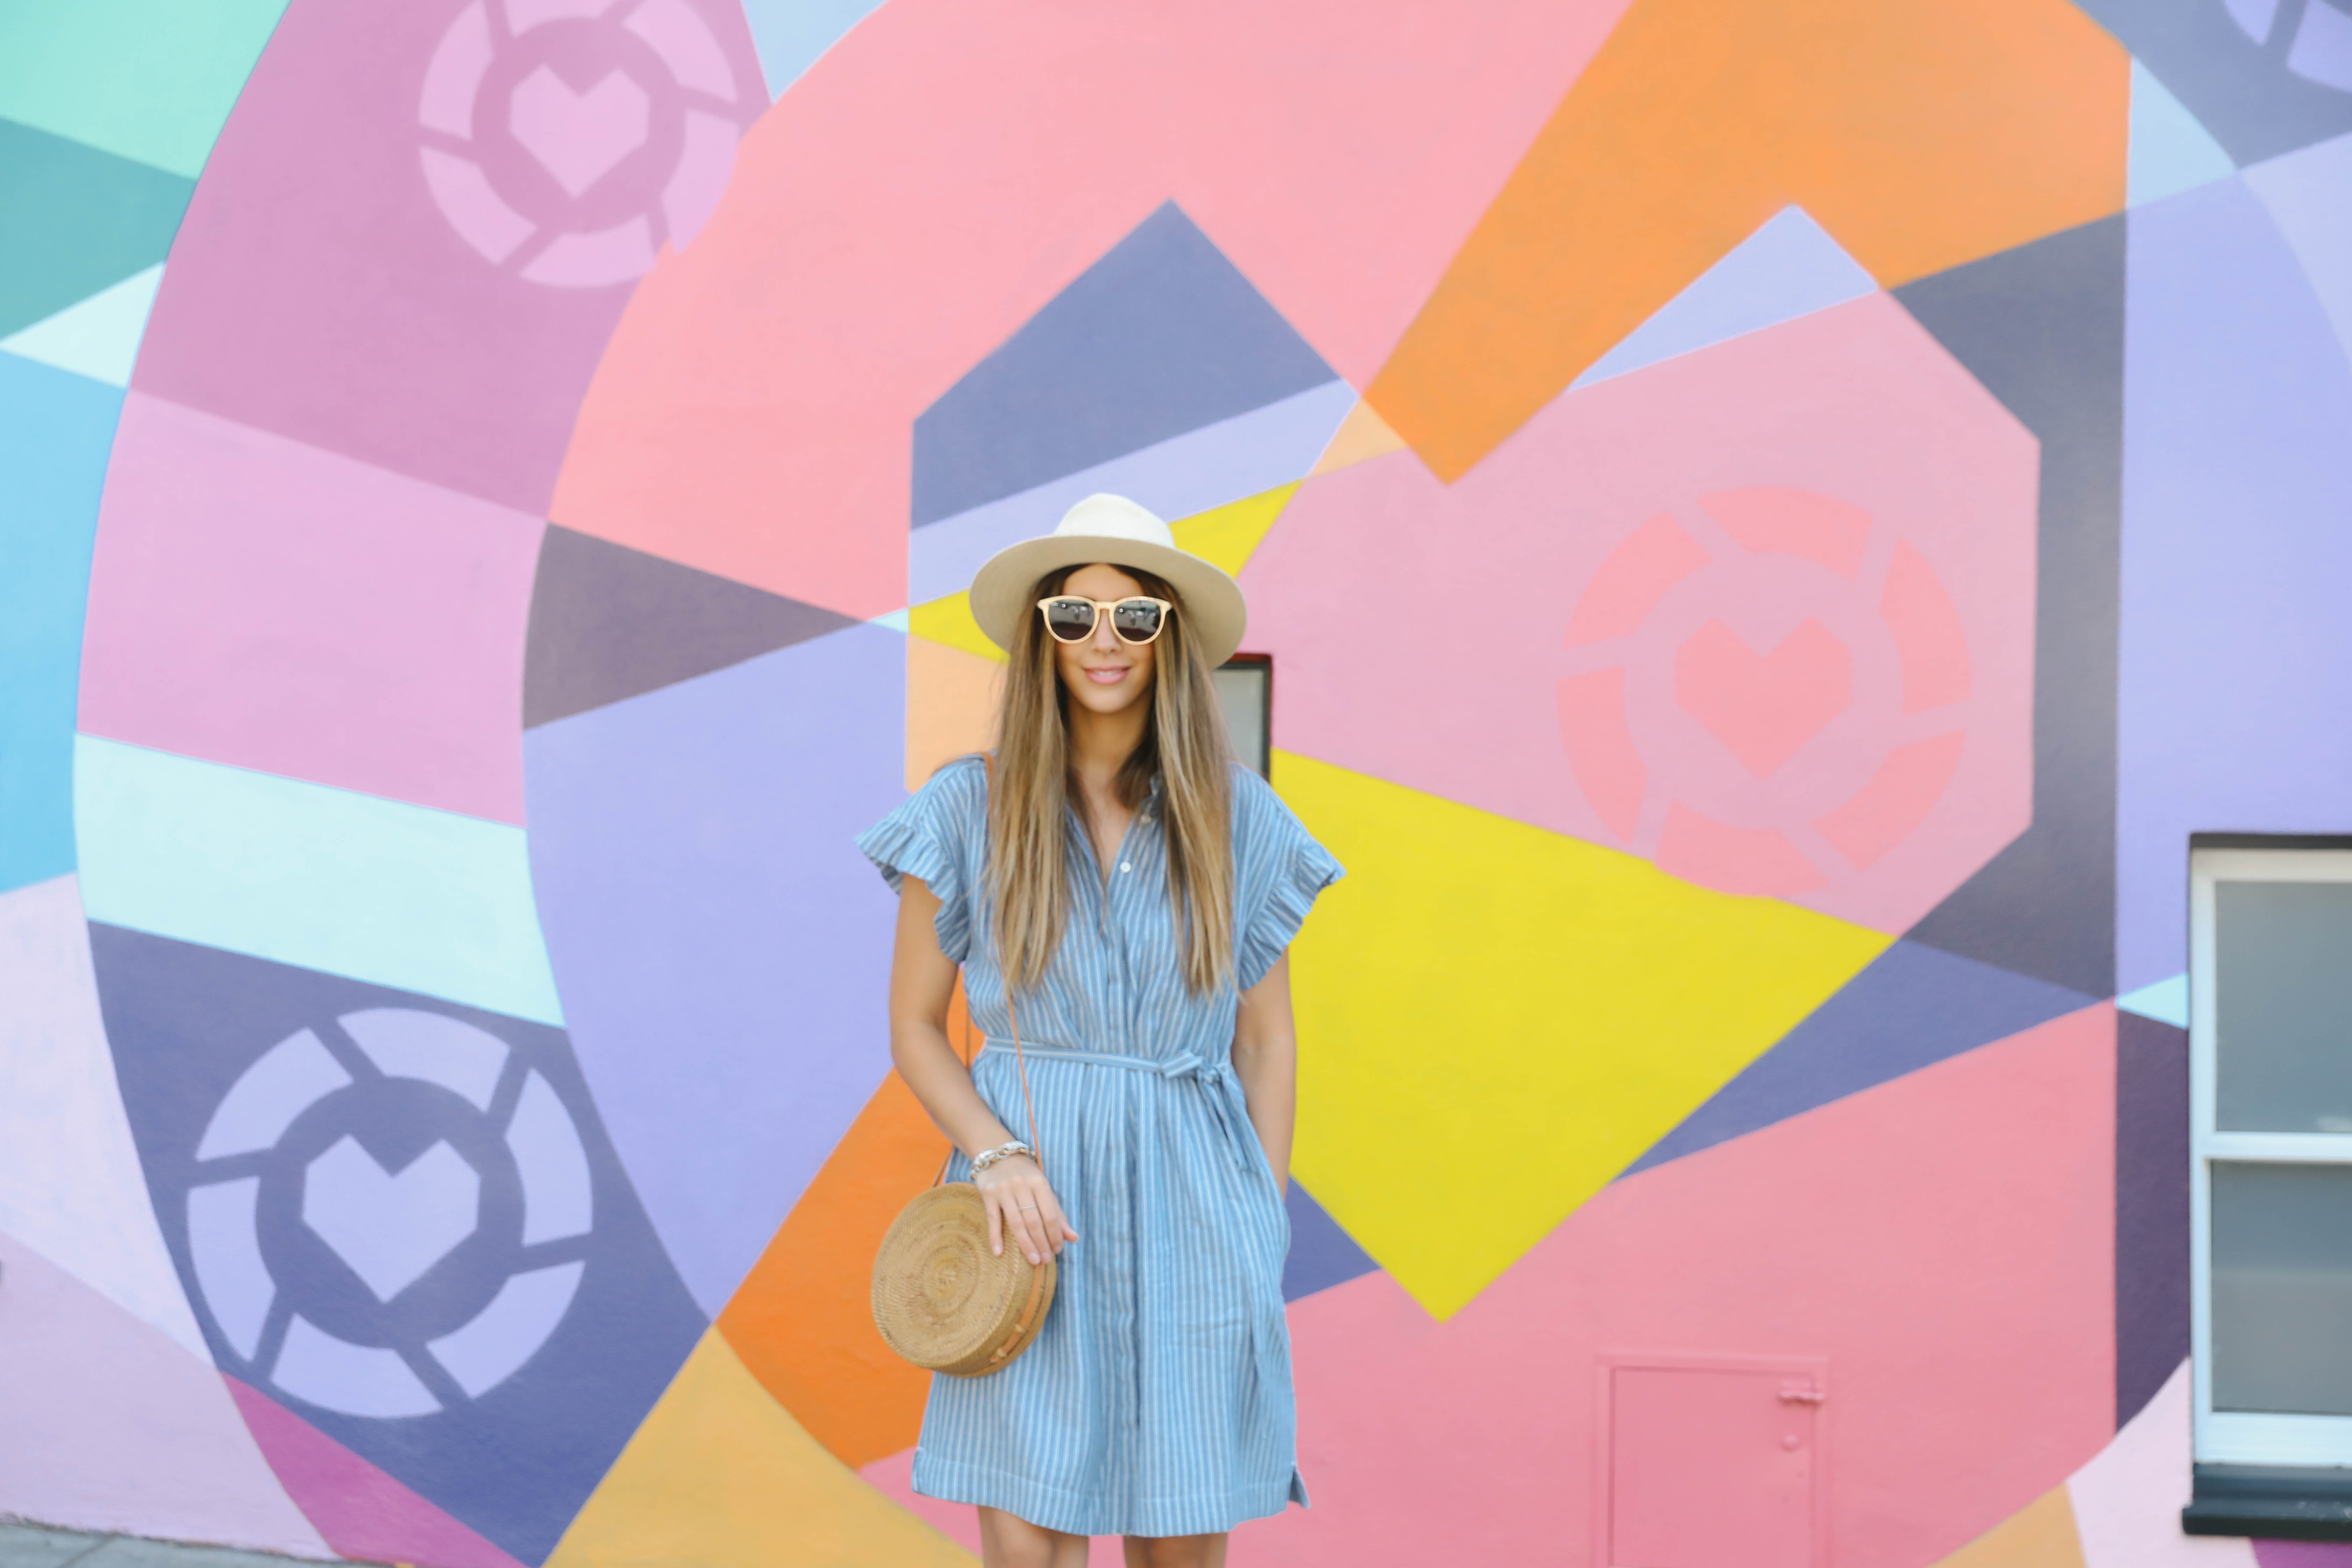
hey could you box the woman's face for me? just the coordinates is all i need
[1053,562,1156,720]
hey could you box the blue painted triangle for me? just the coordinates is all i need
[1282,1180,1379,1302]
[2118,972,2189,1028]
[1572,206,1878,389]
[0,264,163,388]
[2129,60,2235,208]
[1621,939,2098,1177]
[741,0,887,98]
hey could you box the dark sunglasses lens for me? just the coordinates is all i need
[1110,599,1164,643]
[1042,598,1097,642]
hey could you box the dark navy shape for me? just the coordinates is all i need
[1623,940,2096,1177]
[910,201,1336,528]
[88,925,706,1567]
[1895,216,2124,999]
[2117,1009,2191,1430]
[1282,1180,1380,1303]
[2073,0,2352,167]
[523,524,860,727]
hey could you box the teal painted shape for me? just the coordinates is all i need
[1,264,162,387]
[0,0,289,179]
[0,117,192,337]
[0,355,122,892]
[74,737,565,1024]
[2129,60,2235,208]
[1571,206,1878,389]
[2119,973,2190,1029]
[741,0,888,98]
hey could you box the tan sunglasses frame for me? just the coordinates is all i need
[1034,595,1175,646]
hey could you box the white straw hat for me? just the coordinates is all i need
[967,494,1248,667]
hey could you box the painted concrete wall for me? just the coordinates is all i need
[1,0,2348,1563]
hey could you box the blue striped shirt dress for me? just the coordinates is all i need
[857,754,1344,1538]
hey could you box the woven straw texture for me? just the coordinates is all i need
[872,1181,1057,1377]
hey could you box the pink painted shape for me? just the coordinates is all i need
[509,66,650,198]
[861,1448,1126,1566]
[1556,668,1645,842]
[1243,294,2038,934]
[662,110,739,252]
[1882,539,1973,713]
[132,0,764,515]
[551,0,1638,617]
[523,216,658,288]
[1606,1365,1816,1568]
[1815,730,1966,870]
[1234,1006,2116,1568]
[1563,512,1712,648]
[1657,803,1824,897]
[1703,485,1872,580]
[79,394,543,822]
[0,1229,330,1554]
[421,147,536,263]
[224,1378,525,1568]
[2068,1360,2258,1568]
[418,2,492,138]
[625,0,740,98]
[1675,617,1851,778]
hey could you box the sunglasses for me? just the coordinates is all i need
[1036,595,1174,646]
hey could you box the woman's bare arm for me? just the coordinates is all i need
[1230,953,1298,1194]
[889,876,1075,1265]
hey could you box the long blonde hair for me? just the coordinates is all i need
[986,564,1235,993]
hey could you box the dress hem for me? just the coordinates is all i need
[909,1452,1309,1538]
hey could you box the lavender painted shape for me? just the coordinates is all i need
[524,623,906,1314]
[2117,179,2352,993]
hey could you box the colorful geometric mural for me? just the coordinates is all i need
[4,0,2351,1562]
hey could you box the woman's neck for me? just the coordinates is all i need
[1065,702,1147,802]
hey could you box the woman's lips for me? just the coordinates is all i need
[1083,666,1129,685]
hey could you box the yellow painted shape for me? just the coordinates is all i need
[907,591,1002,664]
[907,634,1000,793]
[1309,400,1410,476]
[546,1331,973,1568]
[1930,1487,2084,1568]
[1274,750,1889,1319]
[1168,483,1299,577]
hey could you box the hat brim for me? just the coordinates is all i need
[968,534,1248,668]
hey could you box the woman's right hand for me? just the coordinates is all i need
[974,1154,1076,1266]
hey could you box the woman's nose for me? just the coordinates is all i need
[1091,612,1119,651]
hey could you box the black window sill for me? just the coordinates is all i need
[2185,1464,2352,1541]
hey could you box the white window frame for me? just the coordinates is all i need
[2191,845,2352,1466]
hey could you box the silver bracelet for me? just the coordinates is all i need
[969,1140,1034,1175]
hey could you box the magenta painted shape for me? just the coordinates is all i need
[1246,293,2036,933]
[225,1378,527,1568]
[132,0,762,515]
[2256,1541,2352,1567]
[78,394,543,821]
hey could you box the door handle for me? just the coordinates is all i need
[1778,1381,1826,1405]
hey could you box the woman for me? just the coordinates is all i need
[858,493,1343,1568]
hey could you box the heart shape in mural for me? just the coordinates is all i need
[1674,617,1852,778]
[303,1135,483,1303]
[509,65,651,198]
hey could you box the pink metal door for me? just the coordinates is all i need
[1601,1357,1826,1568]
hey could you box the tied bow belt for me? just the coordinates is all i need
[975,1040,1267,1188]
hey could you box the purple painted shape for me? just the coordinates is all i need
[523,624,905,1314]
[2256,1541,2352,1568]
[225,1378,526,1568]
[132,0,762,515]
[2118,178,2352,993]
[1282,1181,1379,1302]
[2288,1,2352,94]
[2118,1011,2190,1431]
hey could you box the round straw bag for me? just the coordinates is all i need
[872,1180,1055,1377]
[872,755,1056,1377]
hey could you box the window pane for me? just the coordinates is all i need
[1213,663,1268,779]
[2212,1161,2352,1415]
[2216,880,2352,1134]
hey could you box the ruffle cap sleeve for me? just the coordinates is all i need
[857,754,987,963]
[1231,765,1344,992]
